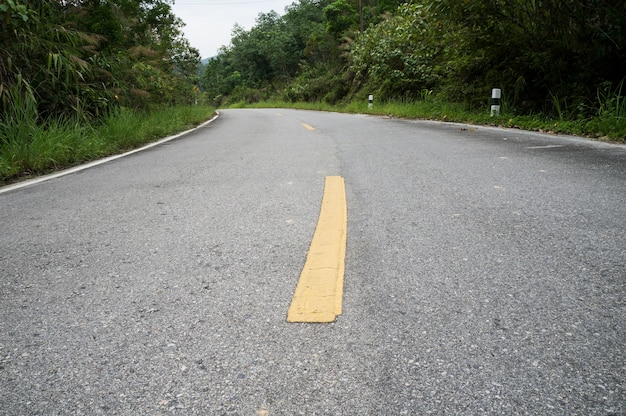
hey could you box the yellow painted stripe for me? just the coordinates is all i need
[287,176,347,323]
[302,123,315,131]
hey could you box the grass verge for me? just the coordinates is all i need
[238,98,626,142]
[0,105,215,185]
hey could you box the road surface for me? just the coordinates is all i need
[1,109,625,415]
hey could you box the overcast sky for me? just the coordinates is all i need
[170,0,296,59]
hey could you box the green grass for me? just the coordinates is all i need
[0,97,215,184]
[235,95,626,142]
[2,85,623,184]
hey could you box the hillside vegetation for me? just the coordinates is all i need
[202,0,626,140]
[1,1,624,184]
[0,0,211,183]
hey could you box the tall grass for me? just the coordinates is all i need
[586,80,626,139]
[0,82,90,178]
[0,87,215,184]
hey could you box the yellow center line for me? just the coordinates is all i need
[287,176,347,323]
[302,123,315,131]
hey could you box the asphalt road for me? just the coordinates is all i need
[1,109,624,415]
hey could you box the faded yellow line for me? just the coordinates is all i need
[302,123,315,131]
[287,176,347,323]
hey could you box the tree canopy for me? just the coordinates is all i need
[0,0,200,122]
[202,0,625,118]
[4,0,623,123]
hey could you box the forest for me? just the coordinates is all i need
[203,0,625,127]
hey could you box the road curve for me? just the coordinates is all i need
[1,109,624,415]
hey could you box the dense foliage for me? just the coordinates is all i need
[203,0,625,124]
[0,0,207,182]
[0,0,200,122]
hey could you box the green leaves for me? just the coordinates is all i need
[429,0,626,114]
[199,0,624,124]
[323,0,358,39]
[349,3,443,99]
[202,8,305,102]
[1,0,201,123]
[0,0,33,25]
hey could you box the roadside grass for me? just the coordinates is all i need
[0,102,215,184]
[3,87,622,184]
[238,94,626,142]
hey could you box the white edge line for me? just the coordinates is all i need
[525,144,566,149]
[0,111,220,195]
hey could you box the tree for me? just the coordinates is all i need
[323,0,358,39]
[0,0,200,122]
[432,0,626,113]
[349,3,444,99]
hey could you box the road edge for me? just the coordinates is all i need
[0,112,220,195]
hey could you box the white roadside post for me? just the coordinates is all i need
[368,94,373,109]
[490,88,501,117]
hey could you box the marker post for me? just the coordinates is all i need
[490,88,501,117]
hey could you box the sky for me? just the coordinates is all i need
[170,0,297,59]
